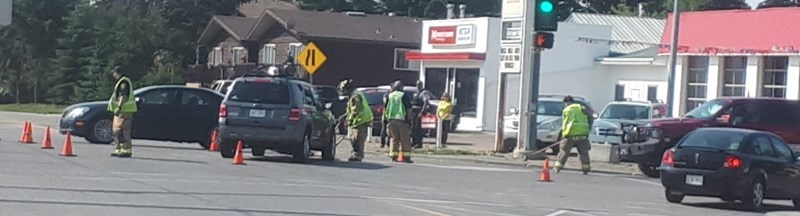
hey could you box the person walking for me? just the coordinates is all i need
[555,96,592,174]
[436,92,454,146]
[340,79,373,162]
[108,66,138,158]
[384,81,413,163]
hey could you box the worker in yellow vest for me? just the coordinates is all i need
[108,66,138,157]
[556,96,591,174]
[340,79,374,162]
[384,81,413,163]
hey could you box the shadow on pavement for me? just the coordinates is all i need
[246,156,391,170]
[130,157,208,164]
[683,201,795,213]
[0,198,365,216]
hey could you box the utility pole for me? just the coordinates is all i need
[666,0,680,117]
[511,0,539,160]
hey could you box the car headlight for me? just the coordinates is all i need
[537,120,560,130]
[68,107,90,117]
[649,128,663,139]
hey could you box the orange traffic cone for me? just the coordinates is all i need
[539,158,552,182]
[209,130,219,152]
[18,121,28,141]
[232,140,245,165]
[19,121,35,144]
[397,151,405,162]
[41,126,54,149]
[60,132,75,157]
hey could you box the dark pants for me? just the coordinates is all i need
[439,120,451,145]
[411,111,423,148]
[380,120,388,147]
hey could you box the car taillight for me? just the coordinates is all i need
[289,108,302,122]
[219,104,228,118]
[724,156,742,169]
[662,149,675,167]
[377,106,385,113]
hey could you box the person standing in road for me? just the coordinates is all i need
[436,92,454,146]
[384,81,413,163]
[555,96,591,174]
[411,81,433,148]
[340,79,373,162]
[108,66,138,158]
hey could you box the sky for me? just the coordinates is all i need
[745,0,761,8]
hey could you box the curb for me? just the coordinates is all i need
[364,151,642,176]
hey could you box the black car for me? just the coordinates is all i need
[217,74,337,161]
[59,85,224,149]
[659,127,800,211]
[314,85,347,134]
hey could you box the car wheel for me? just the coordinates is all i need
[742,177,766,211]
[292,133,310,163]
[86,118,114,144]
[219,139,236,158]
[322,132,336,161]
[792,196,800,210]
[198,127,216,150]
[638,164,660,178]
[251,146,266,157]
[665,189,684,203]
[503,138,516,153]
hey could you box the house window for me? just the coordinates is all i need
[685,56,709,112]
[393,48,420,71]
[232,47,247,65]
[289,43,304,60]
[262,44,276,65]
[722,57,747,96]
[212,47,222,66]
[762,56,788,98]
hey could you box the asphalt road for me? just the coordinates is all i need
[0,112,798,216]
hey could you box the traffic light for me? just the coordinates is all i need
[534,32,554,49]
[534,0,558,31]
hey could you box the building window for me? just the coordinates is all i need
[393,48,420,71]
[647,85,658,102]
[262,44,276,65]
[614,84,625,101]
[289,43,304,60]
[685,56,709,112]
[232,47,246,65]
[722,57,747,96]
[762,56,788,98]
[212,47,222,66]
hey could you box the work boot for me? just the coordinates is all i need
[110,148,121,157]
[348,156,362,162]
[400,157,414,163]
[389,155,398,162]
[117,148,132,158]
[581,164,591,175]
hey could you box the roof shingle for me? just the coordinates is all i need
[214,16,260,41]
[566,13,665,56]
[266,9,423,45]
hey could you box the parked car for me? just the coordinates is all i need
[217,73,337,162]
[621,97,800,178]
[210,79,233,95]
[356,85,451,136]
[659,127,800,211]
[589,100,668,146]
[59,85,224,149]
[502,95,597,154]
[314,85,347,134]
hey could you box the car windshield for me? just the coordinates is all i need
[361,89,388,105]
[600,104,650,120]
[684,100,727,119]
[679,130,745,151]
[220,82,233,95]
[227,81,290,104]
[538,101,565,116]
[315,87,339,100]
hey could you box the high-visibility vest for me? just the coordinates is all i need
[384,91,406,121]
[107,76,138,113]
[346,90,374,127]
[561,103,589,137]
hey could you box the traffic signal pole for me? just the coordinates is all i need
[511,0,540,160]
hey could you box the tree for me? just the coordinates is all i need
[756,0,798,9]
[295,0,501,18]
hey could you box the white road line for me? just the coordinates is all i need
[424,204,524,216]
[381,200,453,216]
[361,196,512,208]
[627,213,668,216]
[545,210,597,216]
[412,164,529,173]
[622,177,662,187]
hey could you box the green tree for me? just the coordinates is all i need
[295,0,501,18]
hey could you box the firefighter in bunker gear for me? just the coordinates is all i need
[384,81,413,163]
[555,96,591,174]
[340,79,373,162]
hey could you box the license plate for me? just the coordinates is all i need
[685,174,703,186]
[249,109,266,118]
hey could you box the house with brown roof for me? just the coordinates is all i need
[190,8,424,87]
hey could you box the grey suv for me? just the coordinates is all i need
[217,74,337,162]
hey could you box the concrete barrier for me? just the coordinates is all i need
[590,143,621,164]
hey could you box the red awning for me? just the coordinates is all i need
[405,51,486,61]
[659,7,800,55]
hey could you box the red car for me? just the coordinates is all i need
[620,97,800,177]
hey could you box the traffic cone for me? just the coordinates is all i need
[232,140,245,165]
[539,158,552,182]
[18,121,28,142]
[19,121,35,144]
[59,132,75,157]
[209,130,219,152]
[397,151,405,162]
[41,126,54,149]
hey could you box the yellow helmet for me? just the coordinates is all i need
[338,79,353,92]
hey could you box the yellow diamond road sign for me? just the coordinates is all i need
[297,42,327,75]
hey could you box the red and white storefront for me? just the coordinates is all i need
[406,17,501,132]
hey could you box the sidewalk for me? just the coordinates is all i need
[346,130,643,176]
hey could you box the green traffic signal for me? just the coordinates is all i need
[539,1,554,13]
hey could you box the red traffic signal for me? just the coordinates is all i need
[534,32,554,49]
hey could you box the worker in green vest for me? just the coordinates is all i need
[384,81,413,163]
[340,79,373,162]
[555,96,591,174]
[108,66,138,157]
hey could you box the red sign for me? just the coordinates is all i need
[428,26,457,45]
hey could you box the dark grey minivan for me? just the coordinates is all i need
[217,75,337,162]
